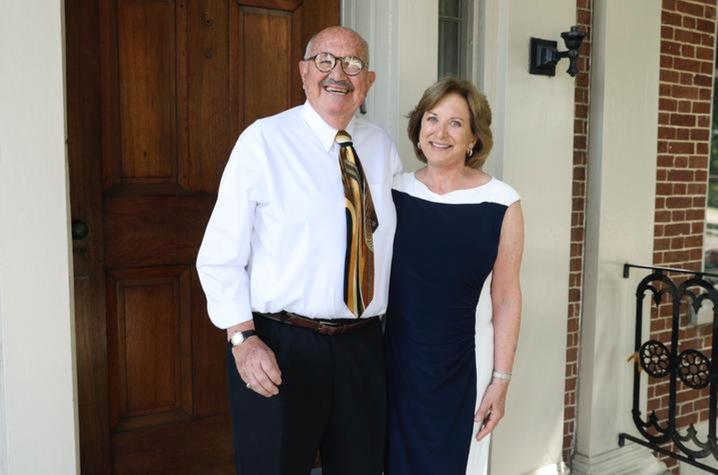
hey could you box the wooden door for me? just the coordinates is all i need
[66,1,339,472]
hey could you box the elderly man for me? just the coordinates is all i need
[197,26,401,474]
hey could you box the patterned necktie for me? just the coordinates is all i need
[336,130,379,317]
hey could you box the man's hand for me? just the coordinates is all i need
[474,378,510,441]
[232,336,282,398]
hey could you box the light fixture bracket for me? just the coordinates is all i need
[529,26,586,77]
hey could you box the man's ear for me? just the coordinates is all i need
[367,71,376,89]
[298,60,309,83]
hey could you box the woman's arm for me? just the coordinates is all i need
[474,201,524,441]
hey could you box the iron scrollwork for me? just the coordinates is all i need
[619,263,718,473]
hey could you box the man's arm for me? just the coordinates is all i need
[196,127,282,397]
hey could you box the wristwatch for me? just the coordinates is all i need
[230,330,257,347]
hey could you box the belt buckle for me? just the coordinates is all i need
[316,320,341,334]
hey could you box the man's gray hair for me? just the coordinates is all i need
[303,26,370,65]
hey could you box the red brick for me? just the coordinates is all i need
[665,222,691,235]
[687,208,705,220]
[659,69,690,84]
[666,250,691,261]
[577,9,590,25]
[666,196,693,208]
[681,43,696,58]
[661,39,683,55]
[677,128,690,140]
[657,155,675,167]
[676,414,698,429]
[692,101,711,113]
[656,210,672,223]
[695,48,713,63]
[674,183,687,194]
[674,57,702,71]
[667,141,695,153]
[675,29,701,45]
[660,83,672,96]
[683,16,697,29]
[656,182,673,195]
[698,114,710,126]
[676,1,704,17]
[663,12,683,27]
[685,235,703,247]
[700,61,713,74]
[694,74,712,86]
[697,143,709,154]
[696,18,715,33]
[669,114,696,127]
[692,222,705,233]
[691,128,710,140]
[664,0,677,10]
[706,5,716,19]
[672,85,699,99]
[672,211,686,223]
[687,183,707,195]
[675,155,689,167]
[659,98,678,111]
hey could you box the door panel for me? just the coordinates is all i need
[67,0,340,472]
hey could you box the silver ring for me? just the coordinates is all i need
[246,383,252,389]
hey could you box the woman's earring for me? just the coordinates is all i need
[417,142,422,150]
[466,147,473,157]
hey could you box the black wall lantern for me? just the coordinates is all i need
[529,26,586,77]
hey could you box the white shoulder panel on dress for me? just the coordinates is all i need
[392,172,520,207]
[485,178,520,207]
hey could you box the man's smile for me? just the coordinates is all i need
[321,78,353,95]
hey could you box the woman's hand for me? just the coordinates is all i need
[474,378,510,441]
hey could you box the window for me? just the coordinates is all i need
[438,0,473,79]
[705,46,718,273]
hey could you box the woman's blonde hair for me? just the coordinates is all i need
[407,77,493,169]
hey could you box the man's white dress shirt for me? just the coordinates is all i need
[197,102,402,329]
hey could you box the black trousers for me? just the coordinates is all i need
[226,315,386,475]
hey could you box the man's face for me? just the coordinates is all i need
[299,30,376,127]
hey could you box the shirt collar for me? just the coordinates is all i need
[301,101,357,153]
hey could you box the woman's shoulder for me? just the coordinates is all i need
[484,177,520,207]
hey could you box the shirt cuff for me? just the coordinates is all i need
[206,300,254,330]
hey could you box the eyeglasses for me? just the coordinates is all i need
[304,52,367,76]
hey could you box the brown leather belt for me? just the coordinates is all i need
[254,311,380,336]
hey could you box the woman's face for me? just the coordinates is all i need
[418,93,477,168]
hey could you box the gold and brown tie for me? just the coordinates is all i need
[336,130,379,317]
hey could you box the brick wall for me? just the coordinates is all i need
[562,0,593,465]
[651,0,715,472]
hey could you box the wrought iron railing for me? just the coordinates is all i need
[619,263,718,473]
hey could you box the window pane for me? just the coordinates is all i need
[706,69,718,272]
[439,20,460,78]
[440,0,462,18]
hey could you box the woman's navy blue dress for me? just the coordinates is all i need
[385,172,519,475]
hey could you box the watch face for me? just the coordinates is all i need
[230,332,244,346]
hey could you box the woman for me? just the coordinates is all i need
[385,77,524,475]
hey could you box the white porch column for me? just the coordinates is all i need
[0,0,79,474]
[342,0,438,169]
[571,0,666,473]
[479,0,575,473]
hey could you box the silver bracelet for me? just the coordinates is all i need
[492,370,512,381]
